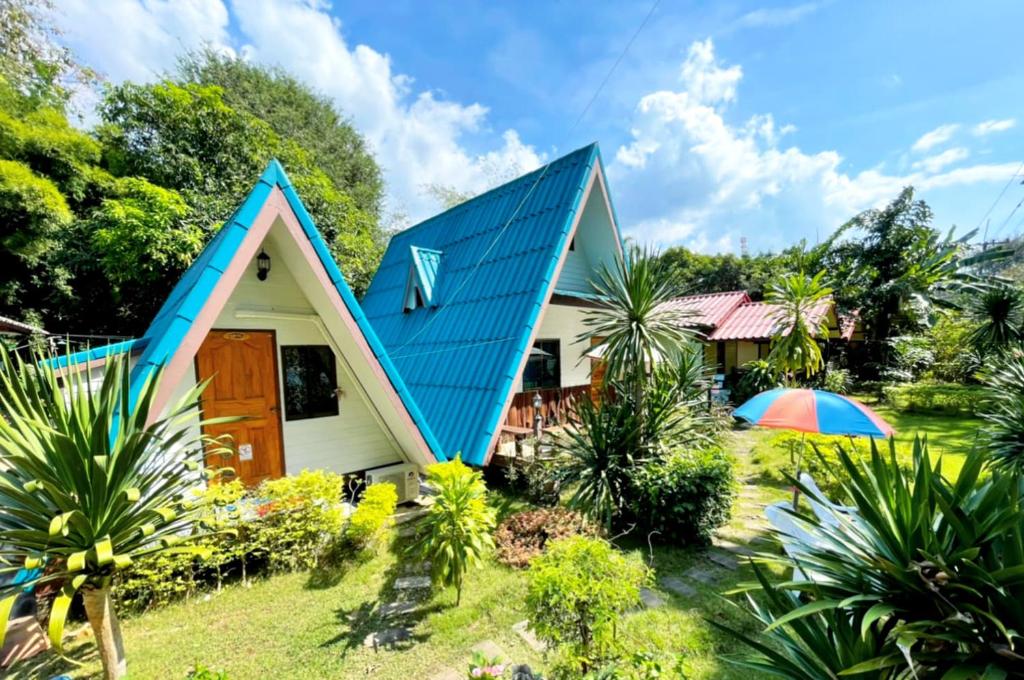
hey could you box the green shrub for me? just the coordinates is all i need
[346,482,397,550]
[882,335,935,382]
[822,365,851,394]
[623,447,734,545]
[978,349,1024,475]
[186,664,230,679]
[732,359,781,405]
[881,381,982,415]
[494,508,599,568]
[249,469,347,572]
[525,536,649,676]
[412,458,496,605]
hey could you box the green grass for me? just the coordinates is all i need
[11,400,982,680]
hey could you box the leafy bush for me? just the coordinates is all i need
[926,312,979,383]
[412,458,496,605]
[882,335,934,382]
[186,664,230,680]
[732,359,780,405]
[525,536,649,676]
[623,447,734,545]
[881,381,982,415]
[248,469,347,572]
[822,365,851,394]
[721,440,1024,677]
[494,508,599,568]
[345,482,397,550]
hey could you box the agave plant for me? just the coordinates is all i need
[0,349,235,679]
[721,438,1024,677]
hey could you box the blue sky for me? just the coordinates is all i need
[56,0,1024,254]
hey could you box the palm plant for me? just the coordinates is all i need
[978,348,1024,476]
[581,245,694,411]
[765,270,832,384]
[722,438,1024,677]
[411,458,496,605]
[969,284,1024,357]
[0,349,234,679]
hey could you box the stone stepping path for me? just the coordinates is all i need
[638,587,666,609]
[659,575,698,598]
[707,550,740,570]
[379,601,419,617]
[471,639,507,660]
[394,575,431,590]
[363,627,411,650]
[512,620,547,652]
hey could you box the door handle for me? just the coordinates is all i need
[269,406,279,413]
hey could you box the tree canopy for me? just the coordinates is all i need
[0,9,387,337]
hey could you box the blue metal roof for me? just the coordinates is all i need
[361,143,602,465]
[53,160,444,461]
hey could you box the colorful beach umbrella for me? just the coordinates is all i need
[733,388,894,438]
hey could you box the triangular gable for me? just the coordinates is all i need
[404,246,442,310]
[60,160,444,466]
[361,143,624,465]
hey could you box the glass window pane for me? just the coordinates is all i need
[281,345,339,421]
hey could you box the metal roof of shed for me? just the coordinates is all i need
[361,143,605,465]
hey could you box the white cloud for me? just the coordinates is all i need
[912,124,960,152]
[53,0,542,223]
[610,39,1019,253]
[912,147,968,173]
[973,118,1016,136]
[734,2,823,29]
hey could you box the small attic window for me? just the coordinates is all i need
[404,245,442,312]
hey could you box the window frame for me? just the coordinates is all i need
[280,344,340,422]
[522,339,561,391]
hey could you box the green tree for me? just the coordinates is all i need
[97,80,382,294]
[177,49,383,220]
[0,349,235,679]
[765,269,832,384]
[411,458,496,605]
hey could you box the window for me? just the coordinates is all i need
[281,345,339,421]
[523,340,560,390]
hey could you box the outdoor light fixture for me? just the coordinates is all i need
[256,249,271,281]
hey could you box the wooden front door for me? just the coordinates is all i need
[196,330,284,485]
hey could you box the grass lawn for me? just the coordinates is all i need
[12,498,771,680]
[11,400,981,679]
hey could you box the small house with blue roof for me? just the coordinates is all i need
[361,143,624,466]
[55,160,443,485]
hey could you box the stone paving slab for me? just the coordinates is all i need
[660,576,697,597]
[394,575,431,590]
[512,620,547,652]
[708,550,740,570]
[682,566,719,585]
[379,601,420,617]
[471,639,507,661]
[712,538,755,556]
[639,587,666,609]
[363,627,411,649]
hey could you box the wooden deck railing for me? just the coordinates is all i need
[504,384,590,430]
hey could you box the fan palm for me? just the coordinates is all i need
[0,349,234,679]
[765,270,832,384]
[978,348,1024,476]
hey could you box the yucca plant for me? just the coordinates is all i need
[721,438,1024,677]
[970,285,1024,357]
[411,458,496,605]
[978,348,1024,476]
[0,349,235,679]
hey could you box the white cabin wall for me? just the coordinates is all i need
[521,302,592,391]
[166,239,402,475]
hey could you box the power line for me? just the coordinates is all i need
[978,160,1024,240]
[993,193,1024,239]
[389,0,662,356]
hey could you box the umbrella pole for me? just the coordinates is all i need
[792,432,806,511]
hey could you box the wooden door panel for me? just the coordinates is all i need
[196,330,284,485]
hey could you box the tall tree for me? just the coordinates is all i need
[177,50,383,220]
[765,269,832,384]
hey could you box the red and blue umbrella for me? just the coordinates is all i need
[734,388,894,438]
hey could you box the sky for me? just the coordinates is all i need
[53,0,1024,254]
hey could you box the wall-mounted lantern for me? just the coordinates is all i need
[532,391,544,439]
[256,249,271,281]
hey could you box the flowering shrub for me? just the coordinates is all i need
[346,482,398,550]
[494,508,599,569]
[468,651,506,679]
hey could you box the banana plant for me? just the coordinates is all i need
[0,348,236,679]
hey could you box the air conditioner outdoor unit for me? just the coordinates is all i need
[365,463,421,504]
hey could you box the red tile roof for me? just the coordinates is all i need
[659,291,750,328]
[709,299,833,341]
